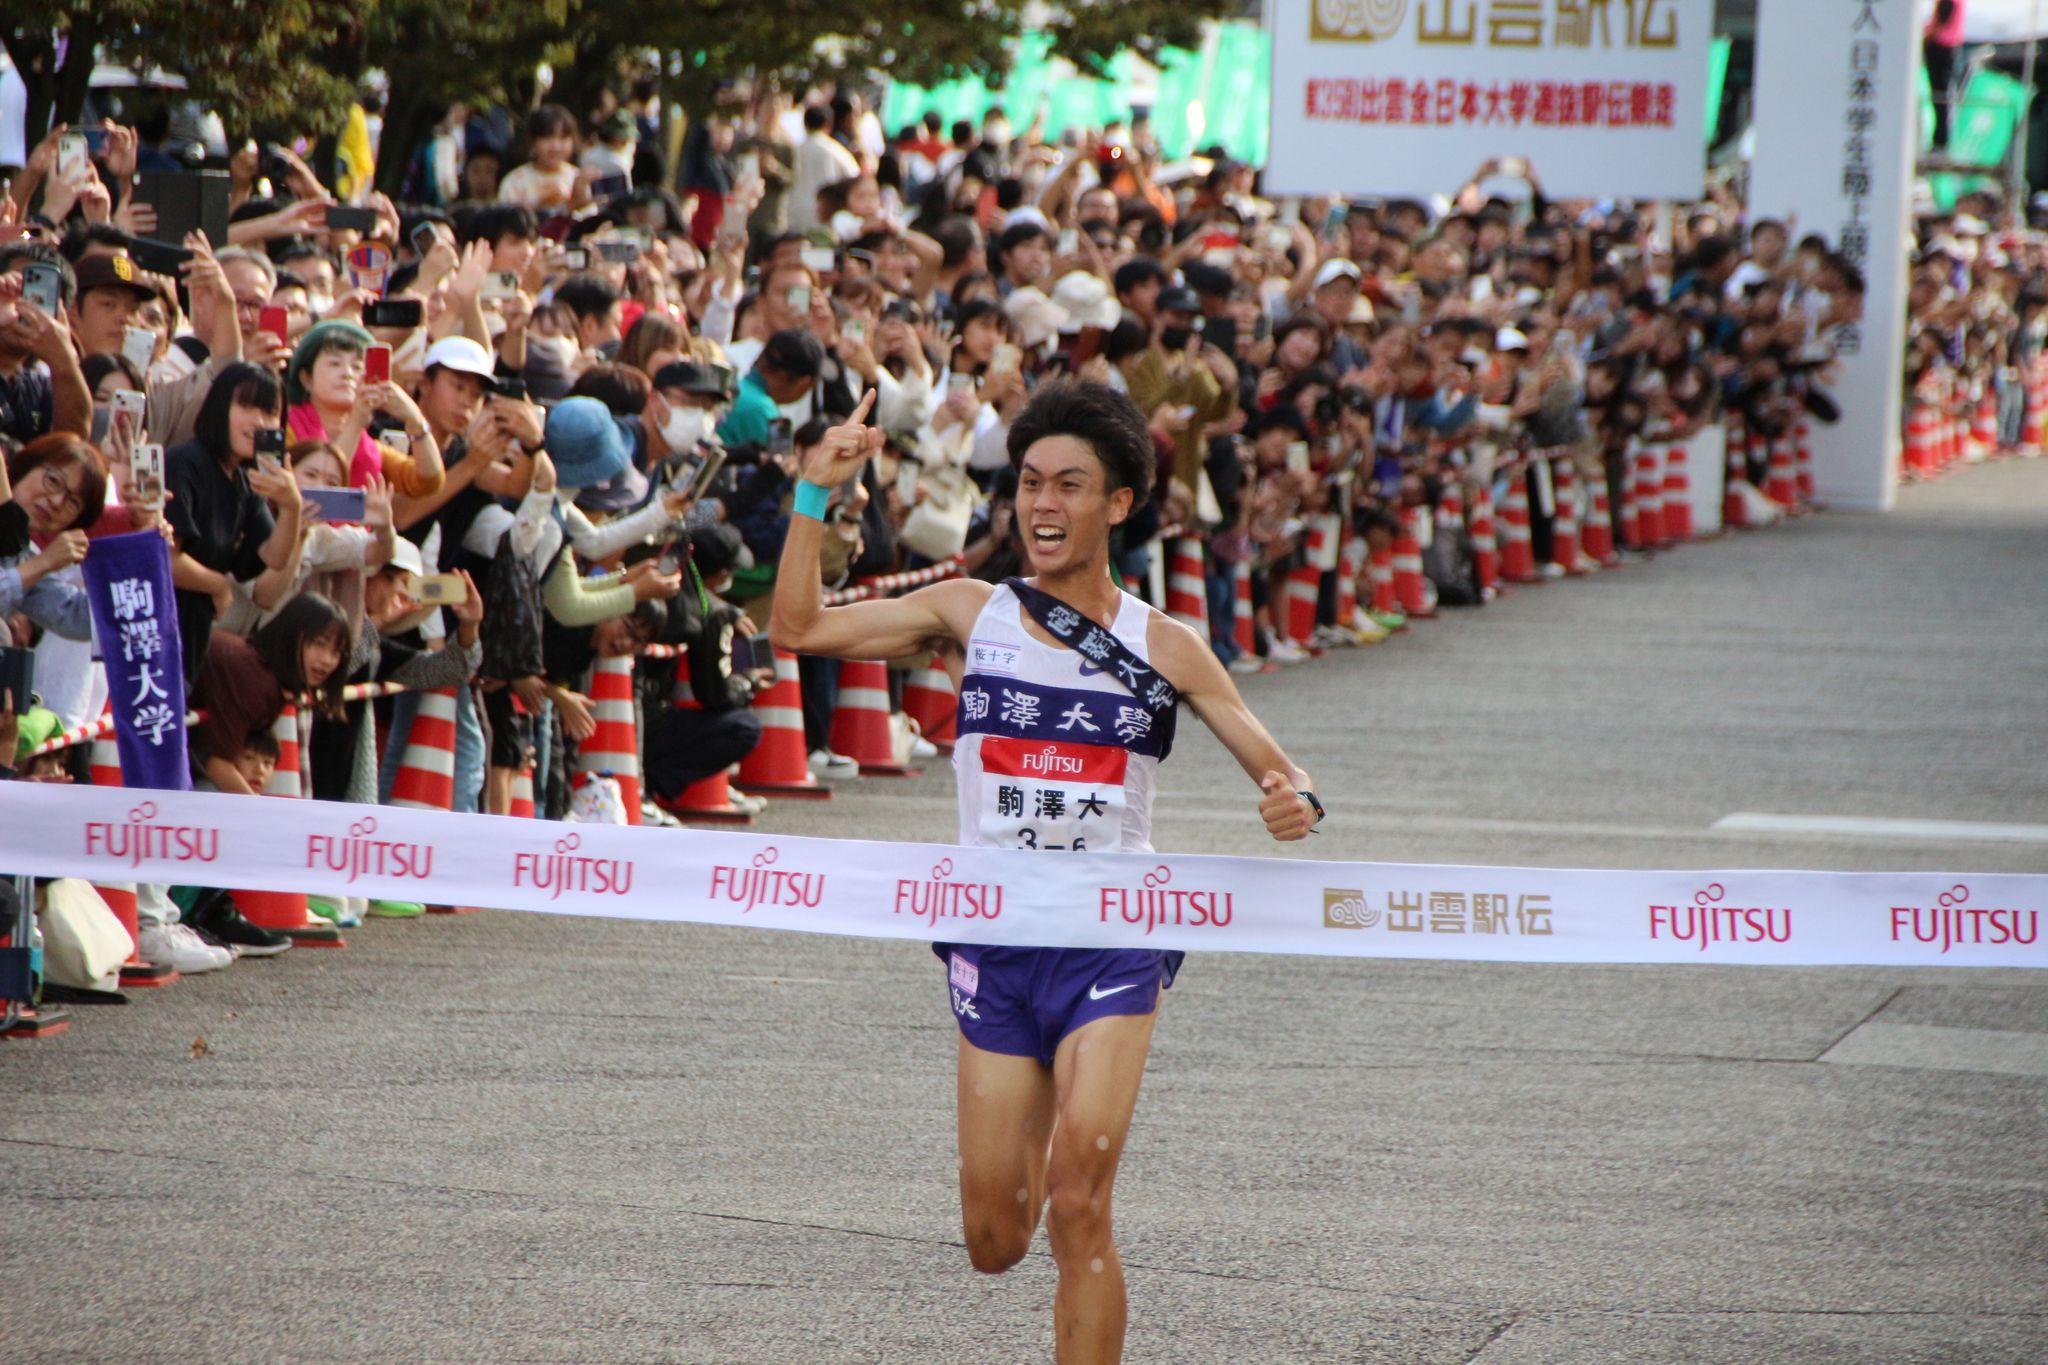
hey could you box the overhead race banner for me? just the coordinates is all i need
[1266,0,1714,199]
[1,784,2041,969]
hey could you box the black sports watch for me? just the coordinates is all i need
[1297,789,1325,831]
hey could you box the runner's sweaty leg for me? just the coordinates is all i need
[957,1037,1057,1273]
[1046,1007,1159,1365]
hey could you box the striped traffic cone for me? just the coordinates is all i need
[1231,559,1256,655]
[86,728,175,988]
[1282,562,1320,648]
[1765,431,1800,511]
[1970,388,1997,462]
[234,705,341,946]
[1581,468,1620,567]
[1392,507,1434,616]
[388,687,459,812]
[1334,525,1366,630]
[736,646,832,799]
[1549,459,1586,575]
[1367,543,1403,618]
[1662,439,1695,542]
[1723,413,1751,529]
[1468,479,1499,599]
[2024,357,2048,453]
[1165,537,1208,635]
[1498,474,1541,584]
[902,653,958,754]
[1632,442,1666,549]
[1903,394,1937,478]
[830,659,918,776]
[654,670,754,823]
[508,766,536,818]
[574,656,643,823]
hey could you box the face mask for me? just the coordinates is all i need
[659,403,711,452]
[307,291,334,317]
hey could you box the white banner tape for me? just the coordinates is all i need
[1,784,2042,968]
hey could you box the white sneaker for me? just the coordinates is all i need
[139,923,233,974]
[727,790,768,816]
[1267,639,1310,664]
[1227,654,1267,674]
[908,734,939,760]
[808,749,860,778]
[641,800,683,829]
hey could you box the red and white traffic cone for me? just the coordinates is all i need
[736,646,832,799]
[1393,507,1434,615]
[388,687,458,812]
[1723,414,1751,529]
[234,704,341,946]
[508,766,536,818]
[1971,387,1997,461]
[1633,442,1666,549]
[1231,559,1256,655]
[653,670,754,823]
[1368,544,1402,616]
[1165,537,1208,635]
[1549,459,1586,575]
[1581,468,1619,567]
[1765,431,1800,512]
[1282,563,1321,648]
[1903,394,1937,479]
[574,656,643,823]
[830,659,918,776]
[1662,439,1695,542]
[86,728,175,988]
[2024,357,2048,453]
[1499,474,1541,584]
[1333,530,1362,634]
[902,653,958,754]
[1468,479,1499,599]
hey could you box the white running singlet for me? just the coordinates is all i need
[952,582,1174,855]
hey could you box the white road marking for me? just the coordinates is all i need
[1712,813,2048,845]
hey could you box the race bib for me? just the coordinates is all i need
[976,736,1126,852]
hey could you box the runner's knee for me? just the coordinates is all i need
[1044,1167,1113,1260]
[962,1211,1033,1274]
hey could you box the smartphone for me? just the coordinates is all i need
[127,236,194,275]
[382,429,411,456]
[258,305,290,345]
[408,572,469,606]
[946,372,977,400]
[800,246,837,274]
[766,418,793,460]
[129,442,165,502]
[0,645,36,713]
[481,270,519,301]
[325,206,379,234]
[686,446,726,500]
[1203,315,1238,358]
[562,248,588,271]
[594,239,640,265]
[843,317,866,343]
[364,344,392,384]
[111,388,146,426]
[56,132,89,180]
[1285,440,1311,475]
[363,298,423,329]
[1263,225,1293,252]
[253,427,287,458]
[493,376,529,403]
[21,262,63,315]
[990,343,1022,376]
[785,284,811,313]
[299,486,366,523]
[409,221,441,256]
[117,324,155,372]
[749,633,777,672]
[590,173,630,201]
[1058,229,1078,254]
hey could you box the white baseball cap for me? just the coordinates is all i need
[423,335,495,380]
[1313,258,1363,290]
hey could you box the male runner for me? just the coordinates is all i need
[772,379,1321,1363]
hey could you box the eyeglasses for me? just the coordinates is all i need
[37,465,83,521]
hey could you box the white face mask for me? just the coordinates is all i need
[659,403,711,452]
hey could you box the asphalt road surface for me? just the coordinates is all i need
[4,460,2044,1363]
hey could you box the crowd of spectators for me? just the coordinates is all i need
[0,70,2019,1008]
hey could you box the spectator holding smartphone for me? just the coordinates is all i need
[284,320,444,495]
[0,432,104,641]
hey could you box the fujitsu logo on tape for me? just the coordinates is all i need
[1890,883,2039,954]
[895,857,1003,929]
[1099,865,1233,935]
[83,801,220,868]
[1647,882,1791,953]
[708,845,825,914]
[511,832,635,901]
[305,816,434,884]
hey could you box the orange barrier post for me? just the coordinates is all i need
[736,646,833,799]
[1334,529,1365,632]
[1723,414,1751,529]
[1468,479,1500,599]
[1765,431,1800,511]
[1970,387,1997,462]
[2024,356,2048,453]
[574,656,643,824]
[234,705,341,946]
[1165,537,1208,635]
[1903,397,1936,479]
[508,766,536,818]
[388,687,458,812]
[86,729,176,988]
[1581,468,1620,567]
[1662,439,1695,542]
[902,653,958,754]
[1499,474,1542,584]
[830,659,919,776]
[1632,442,1666,549]
[1392,506,1435,616]
[1549,459,1586,575]
[1231,559,1256,655]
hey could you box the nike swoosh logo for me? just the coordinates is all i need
[1078,662,1105,676]
[1088,982,1138,1001]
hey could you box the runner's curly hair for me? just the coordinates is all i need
[1006,379,1154,510]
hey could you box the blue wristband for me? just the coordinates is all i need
[792,480,832,522]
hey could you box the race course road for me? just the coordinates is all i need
[3,460,2043,1363]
